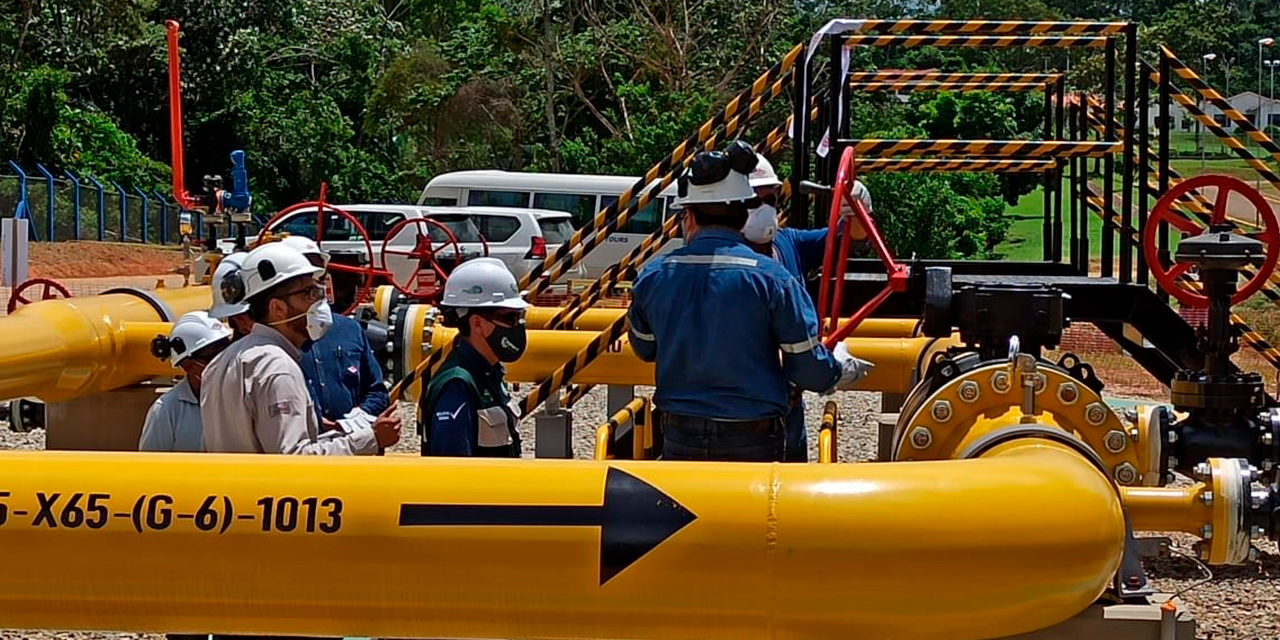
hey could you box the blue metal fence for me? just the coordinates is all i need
[0,161,200,244]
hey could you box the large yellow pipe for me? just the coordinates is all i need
[0,447,1122,640]
[1121,486,1212,534]
[426,327,956,393]
[0,287,210,402]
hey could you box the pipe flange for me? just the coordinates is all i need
[1137,405,1166,486]
[958,424,1110,476]
[1207,458,1254,565]
[101,287,175,322]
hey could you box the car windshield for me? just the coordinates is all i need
[538,217,574,244]
[424,214,483,243]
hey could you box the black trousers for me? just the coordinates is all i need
[658,413,786,462]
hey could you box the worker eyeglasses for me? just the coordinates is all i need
[277,283,326,304]
[482,310,525,327]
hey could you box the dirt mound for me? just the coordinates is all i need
[2,242,184,279]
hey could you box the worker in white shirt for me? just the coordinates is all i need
[139,312,232,452]
[200,242,401,454]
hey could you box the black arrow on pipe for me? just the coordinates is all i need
[398,467,697,585]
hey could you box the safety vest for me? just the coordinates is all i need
[422,349,521,458]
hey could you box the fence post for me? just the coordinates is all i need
[154,191,169,245]
[6,161,33,239]
[64,169,82,240]
[86,175,105,241]
[111,181,127,242]
[33,164,56,242]
[134,186,150,244]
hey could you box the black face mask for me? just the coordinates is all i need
[486,319,528,363]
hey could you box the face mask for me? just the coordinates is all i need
[742,204,778,244]
[486,319,528,363]
[271,299,333,342]
[305,300,334,341]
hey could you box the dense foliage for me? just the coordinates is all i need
[3,0,1279,258]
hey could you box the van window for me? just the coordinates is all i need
[599,195,664,235]
[473,214,522,242]
[422,197,458,206]
[538,217,574,244]
[468,190,530,207]
[533,192,598,228]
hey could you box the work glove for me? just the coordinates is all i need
[335,407,376,434]
[840,179,874,217]
[827,342,876,392]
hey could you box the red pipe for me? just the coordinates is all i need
[165,21,190,210]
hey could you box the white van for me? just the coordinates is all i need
[419,170,683,279]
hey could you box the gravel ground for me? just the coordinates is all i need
[0,389,1275,639]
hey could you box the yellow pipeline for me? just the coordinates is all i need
[425,327,956,393]
[819,401,839,464]
[0,447,1123,640]
[1121,485,1211,534]
[0,287,211,402]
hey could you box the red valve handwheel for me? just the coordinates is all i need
[379,217,464,300]
[259,200,380,315]
[7,278,72,313]
[1145,174,1279,308]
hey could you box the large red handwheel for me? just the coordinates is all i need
[7,277,71,313]
[260,200,379,314]
[1146,174,1279,308]
[380,217,463,300]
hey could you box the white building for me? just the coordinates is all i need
[1146,90,1280,132]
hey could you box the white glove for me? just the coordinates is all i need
[828,341,875,392]
[335,407,376,434]
[840,179,874,216]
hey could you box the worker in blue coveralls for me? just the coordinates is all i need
[280,236,390,445]
[739,153,875,461]
[420,257,528,457]
[627,140,875,462]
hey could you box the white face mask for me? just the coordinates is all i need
[743,204,778,244]
[305,299,334,341]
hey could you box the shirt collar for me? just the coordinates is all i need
[174,377,199,405]
[251,323,301,359]
[690,227,747,245]
[454,338,503,380]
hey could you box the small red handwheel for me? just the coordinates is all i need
[1146,174,1280,308]
[260,200,381,315]
[7,277,72,313]
[380,217,464,299]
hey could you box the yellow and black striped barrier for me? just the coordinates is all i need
[842,35,1108,49]
[518,43,803,295]
[859,20,1127,35]
[847,71,1060,84]
[844,139,1117,158]
[1161,47,1280,167]
[850,81,1049,93]
[855,159,1054,172]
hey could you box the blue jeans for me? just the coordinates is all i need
[659,413,785,462]
[784,398,808,462]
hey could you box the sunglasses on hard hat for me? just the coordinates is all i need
[678,140,760,200]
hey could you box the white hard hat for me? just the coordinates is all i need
[673,142,759,207]
[441,257,529,310]
[209,252,250,319]
[237,242,325,303]
[749,154,783,188]
[280,235,331,269]
[154,311,232,366]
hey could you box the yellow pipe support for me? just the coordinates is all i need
[425,326,957,394]
[594,397,649,461]
[0,447,1124,640]
[0,286,211,402]
[593,424,611,460]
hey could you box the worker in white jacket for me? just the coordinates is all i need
[200,242,401,454]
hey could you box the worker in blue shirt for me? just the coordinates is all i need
[628,141,874,462]
[281,236,390,440]
[420,258,528,457]
[741,154,875,461]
